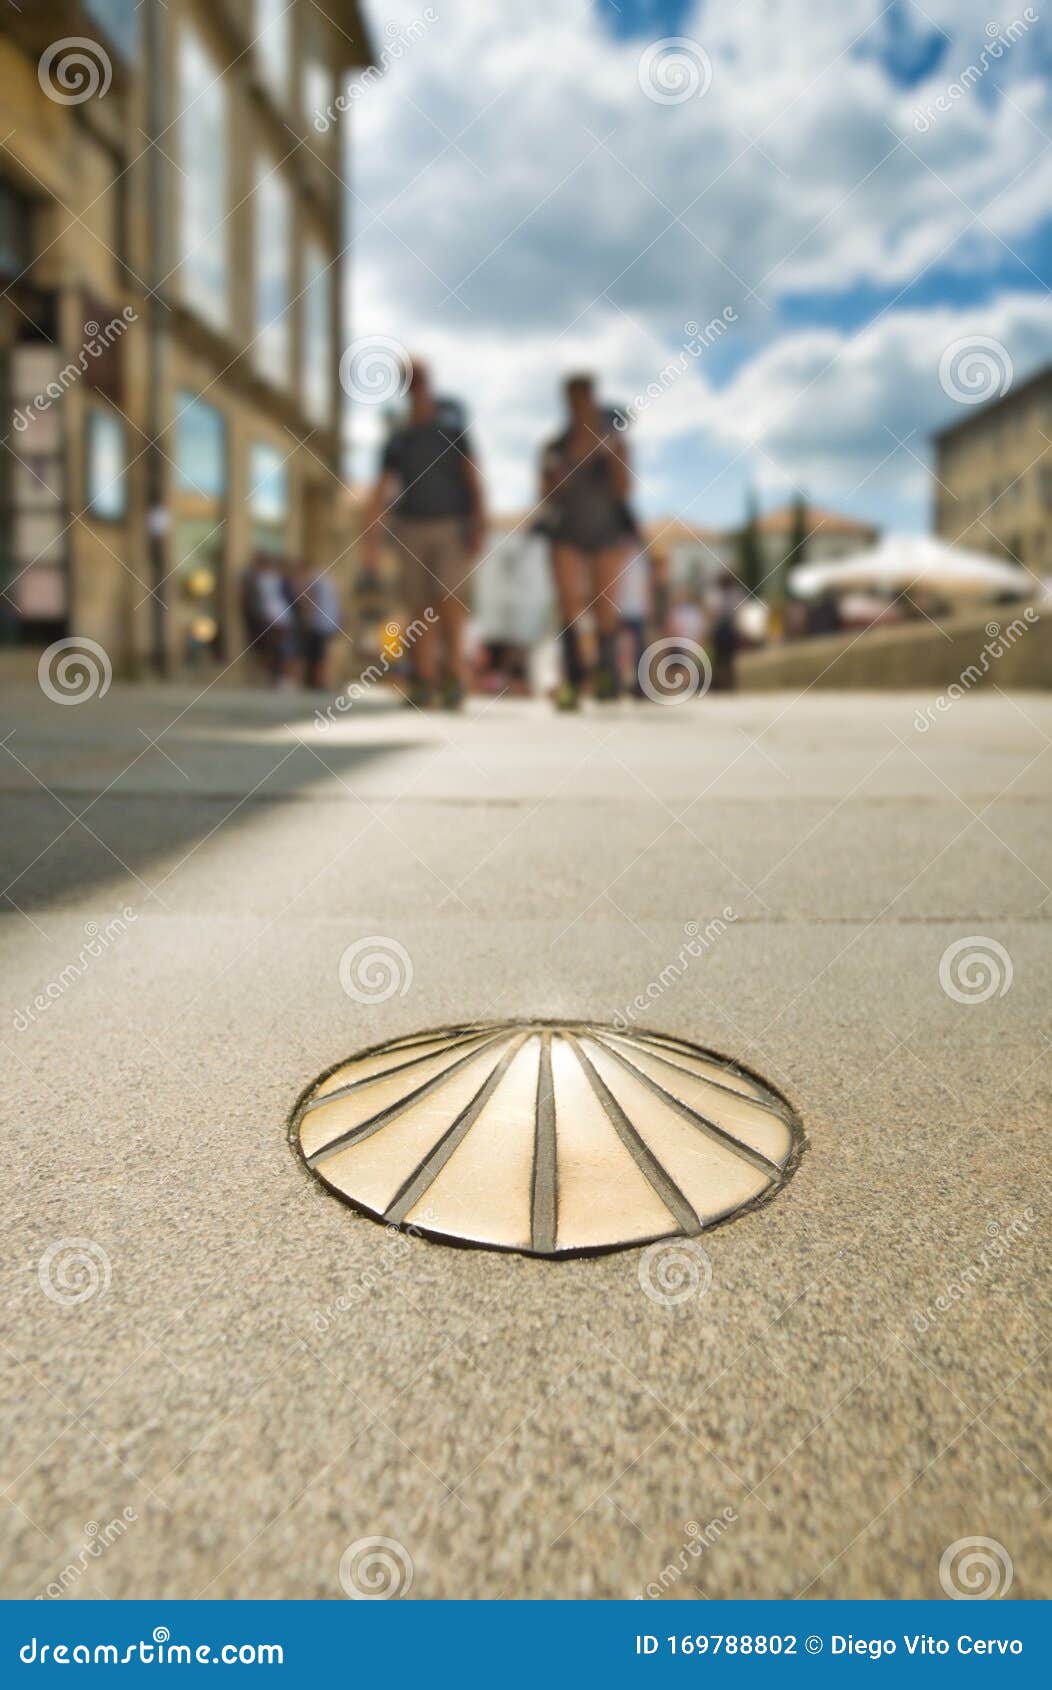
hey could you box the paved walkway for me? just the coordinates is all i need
[2,685,1049,1599]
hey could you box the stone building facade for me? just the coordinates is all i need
[1,0,372,676]
[933,363,1052,581]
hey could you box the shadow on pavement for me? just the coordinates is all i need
[0,689,424,912]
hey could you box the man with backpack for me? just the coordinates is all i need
[363,360,486,709]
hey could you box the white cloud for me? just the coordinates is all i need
[706,292,1052,498]
[346,0,1052,521]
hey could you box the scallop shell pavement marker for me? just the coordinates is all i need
[290,1022,803,1257]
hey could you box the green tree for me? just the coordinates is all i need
[785,491,809,584]
[737,487,763,596]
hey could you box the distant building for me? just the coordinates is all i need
[747,503,879,581]
[933,363,1052,578]
[642,519,729,592]
[1,0,372,675]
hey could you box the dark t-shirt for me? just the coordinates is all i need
[382,421,474,519]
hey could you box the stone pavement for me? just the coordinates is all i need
[1,683,1049,1600]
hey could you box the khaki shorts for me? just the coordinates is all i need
[390,516,468,605]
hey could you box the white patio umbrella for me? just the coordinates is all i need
[790,535,1033,601]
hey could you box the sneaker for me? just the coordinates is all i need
[401,678,434,709]
[554,681,580,712]
[592,666,621,702]
[440,676,465,712]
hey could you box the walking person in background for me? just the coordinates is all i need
[241,551,297,687]
[296,561,342,691]
[667,585,706,656]
[539,374,631,710]
[707,570,744,691]
[363,359,486,710]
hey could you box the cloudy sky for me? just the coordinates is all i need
[345,0,1052,529]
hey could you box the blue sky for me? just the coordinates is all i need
[348,0,1052,531]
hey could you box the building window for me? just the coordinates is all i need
[302,241,332,426]
[0,181,32,282]
[256,0,291,103]
[85,409,127,520]
[249,441,289,554]
[84,0,140,60]
[178,26,229,331]
[302,15,334,134]
[254,160,291,388]
[173,395,227,661]
[175,392,227,498]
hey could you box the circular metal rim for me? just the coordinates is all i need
[287,1020,807,1260]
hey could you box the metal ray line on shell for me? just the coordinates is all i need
[602,1028,795,1126]
[383,1033,531,1226]
[565,1033,699,1235]
[307,1031,508,1166]
[304,1027,496,1113]
[530,1031,558,1255]
[627,1028,775,1103]
[589,1032,786,1182]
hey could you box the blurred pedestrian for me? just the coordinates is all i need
[806,588,843,637]
[539,374,631,709]
[296,561,342,691]
[363,359,486,709]
[667,586,706,652]
[241,551,297,687]
[708,570,744,691]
